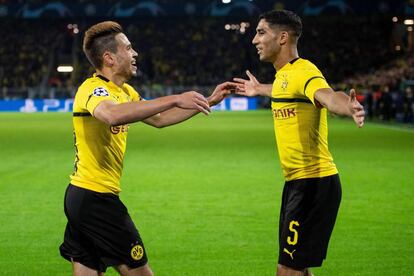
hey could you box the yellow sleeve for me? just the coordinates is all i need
[302,70,331,106]
[78,86,116,114]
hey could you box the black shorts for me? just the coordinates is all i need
[278,174,342,270]
[59,184,148,272]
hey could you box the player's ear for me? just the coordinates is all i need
[279,31,289,45]
[102,51,115,67]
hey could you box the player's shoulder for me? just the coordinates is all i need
[76,75,111,98]
[79,75,110,92]
[293,58,325,80]
[295,58,321,71]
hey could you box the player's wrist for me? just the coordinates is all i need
[206,95,215,107]
[171,94,181,107]
[255,85,265,97]
[258,84,272,97]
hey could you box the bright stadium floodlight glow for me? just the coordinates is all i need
[392,16,398,23]
[408,26,413,32]
[240,22,248,34]
[222,0,231,4]
[225,24,231,30]
[57,66,74,73]
[404,19,414,25]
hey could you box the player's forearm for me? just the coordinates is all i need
[323,92,352,116]
[99,95,179,126]
[257,84,273,97]
[149,108,199,128]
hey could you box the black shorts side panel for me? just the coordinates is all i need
[278,174,342,270]
[59,184,148,272]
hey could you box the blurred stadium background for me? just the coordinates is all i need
[1,0,414,119]
[0,0,414,275]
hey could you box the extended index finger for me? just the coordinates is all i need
[246,70,256,81]
[233,77,248,84]
[195,98,211,113]
[221,81,240,88]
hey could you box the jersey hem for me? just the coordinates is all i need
[70,180,121,195]
[284,168,338,182]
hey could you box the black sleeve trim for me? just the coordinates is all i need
[73,112,92,117]
[271,97,312,104]
[303,76,325,96]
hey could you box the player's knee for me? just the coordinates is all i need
[123,264,153,276]
[303,268,314,276]
[139,266,154,276]
[277,264,308,276]
[142,266,154,276]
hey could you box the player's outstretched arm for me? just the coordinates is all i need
[233,70,272,97]
[314,88,365,128]
[93,91,210,126]
[143,82,235,128]
[207,81,237,106]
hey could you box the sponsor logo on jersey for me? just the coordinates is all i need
[272,108,296,119]
[110,124,129,134]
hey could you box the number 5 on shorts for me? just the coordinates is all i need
[287,220,299,245]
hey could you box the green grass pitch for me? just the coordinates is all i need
[0,110,413,275]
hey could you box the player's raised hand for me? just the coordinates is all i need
[177,91,211,115]
[233,70,261,97]
[207,81,238,106]
[348,89,365,128]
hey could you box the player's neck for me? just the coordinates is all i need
[96,69,125,87]
[273,46,299,71]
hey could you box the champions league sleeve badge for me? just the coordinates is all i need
[93,87,109,97]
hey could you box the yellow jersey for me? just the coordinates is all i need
[271,58,338,181]
[70,74,141,194]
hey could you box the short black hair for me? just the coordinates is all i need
[259,10,302,38]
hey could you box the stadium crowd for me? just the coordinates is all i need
[0,20,62,94]
[1,16,413,122]
[338,54,414,123]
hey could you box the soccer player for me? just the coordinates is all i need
[59,21,233,276]
[233,10,365,276]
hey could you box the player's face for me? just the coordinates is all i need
[113,33,138,80]
[252,19,280,63]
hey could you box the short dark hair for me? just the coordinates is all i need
[83,21,123,69]
[259,10,302,38]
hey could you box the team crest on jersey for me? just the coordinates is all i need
[281,74,288,91]
[93,87,109,97]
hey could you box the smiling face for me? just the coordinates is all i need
[112,33,138,80]
[252,19,282,63]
